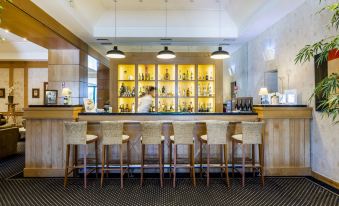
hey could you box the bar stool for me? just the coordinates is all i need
[63,121,99,189]
[231,121,264,187]
[100,121,130,188]
[199,120,230,187]
[171,121,196,188]
[140,121,164,187]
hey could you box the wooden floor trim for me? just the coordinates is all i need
[311,171,339,190]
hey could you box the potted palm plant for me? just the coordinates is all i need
[295,0,339,123]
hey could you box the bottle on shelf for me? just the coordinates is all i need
[131,103,135,113]
[164,68,170,80]
[208,83,212,96]
[142,73,144,81]
[209,72,213,80]
[198,84,201,96]
[190,71,193,80]
[186,87,190,97]
[186,70,189,80]
[206,73,209,80]
[145,67,149,80]
[162,86,166,96]
[120,83,126,97]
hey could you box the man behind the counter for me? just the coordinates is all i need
[138,86,156,113]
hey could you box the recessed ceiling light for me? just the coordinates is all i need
[4,29,9,33]
[1,37,6,41]
[23,38,27,41]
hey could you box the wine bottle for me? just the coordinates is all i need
[165,69,170,80]
[186,88,190,97]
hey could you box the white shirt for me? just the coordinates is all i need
[138,95,153,113]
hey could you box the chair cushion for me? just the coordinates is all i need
[161,135,174,141]
[200,135,207,141]
[86,134,98,142]
[140,136,165,142]
[232,134,243,141]
[122,135,130,141]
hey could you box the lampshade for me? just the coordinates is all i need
[258,87,269,96]
[62,88,72,96]
[210,47,230,59]
[157,46,176,59]
[106,46,126,59]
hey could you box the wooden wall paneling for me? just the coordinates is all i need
[33,119,43,168]
[25,119,32,167]
[289,119,296,166]
[41,120,52,168]
[24,66,28,107]
[304,119,310,167]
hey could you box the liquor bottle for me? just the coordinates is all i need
[125,104,129,112]
[170,104,174,112]
[190,71,193,80]
[179,72,182,80]
[186,70,189,80]
[145,67,149,80]
[165,69,170,80]
[209,72,213,80]
[208,83,212,96]
[162,86,166,95]
[186,88,190,97]
[203,86,207,96]
[120,83,126,97]
[131,87,135,97]
[182,71,186,80]
[189,102,193,112]
[131,103,135,113]
[198,84,201,96]
[139,73,142,80]
[199,74,202,80]
[206,73,209,80]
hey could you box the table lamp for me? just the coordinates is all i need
[62,88,72,105]
[258,87,268,104]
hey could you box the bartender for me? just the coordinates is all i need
[138,86,156,113]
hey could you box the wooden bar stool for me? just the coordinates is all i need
[231,121,264,187]
[100,121,130,188]
[199,120,230,187]
[63,121,99,189]
[140,121,164,187]
[171,121,196,188]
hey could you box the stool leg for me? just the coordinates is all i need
[73,145,78,177]
[189,145,193,178]
[84,144,87,189]
[259,144,264,186]
[191,144,196,187]
[199,140,203,178]
[220,144,223,177]
[159,143,163,188]
[101,145,106,187]
[252,144,255,177]
[120,144,123,189]
[106,145,110,178]
[232,140,235,178]
[64,144,70,188]
[140,144,145,186]
[173,144,177,188]
[224,144,230,187]
[127,141,130,177]
[169,142,172,177]
[162,142,165,179]
[95,141,99,178]
[241,144,245,187]
[207,144,210,187]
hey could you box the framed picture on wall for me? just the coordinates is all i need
[0,88,5,98]
[32,88,40,98]
[44,90,58,105]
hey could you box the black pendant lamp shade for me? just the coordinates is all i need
[106,46,126,59]
[157,46,176,59]
[211,46,230,59]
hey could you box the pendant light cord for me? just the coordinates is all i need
[165,0,168,38]
[218,0,221,44]
[114,0,117,45]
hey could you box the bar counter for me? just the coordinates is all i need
[23,105,312,177]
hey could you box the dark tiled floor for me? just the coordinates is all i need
[0,154,338,206]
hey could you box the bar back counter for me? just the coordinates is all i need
[23,105,312,177]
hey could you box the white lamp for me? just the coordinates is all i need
[258,87,268,104]
[62,88,72,105]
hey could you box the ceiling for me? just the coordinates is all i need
[29,0,306,55]
[0,29,48,61]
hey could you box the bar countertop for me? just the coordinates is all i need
[78,112,257,116]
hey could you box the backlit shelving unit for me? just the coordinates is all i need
[115,64,216,113]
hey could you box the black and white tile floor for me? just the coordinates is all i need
[0,154,338,206]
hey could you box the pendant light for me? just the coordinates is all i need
[210,0,230,60]
[106,0,125,59]
[157,0,176,59]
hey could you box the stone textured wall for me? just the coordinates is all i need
[231,0,339,181]
[0,69,9,112]
[28,68,48,105]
